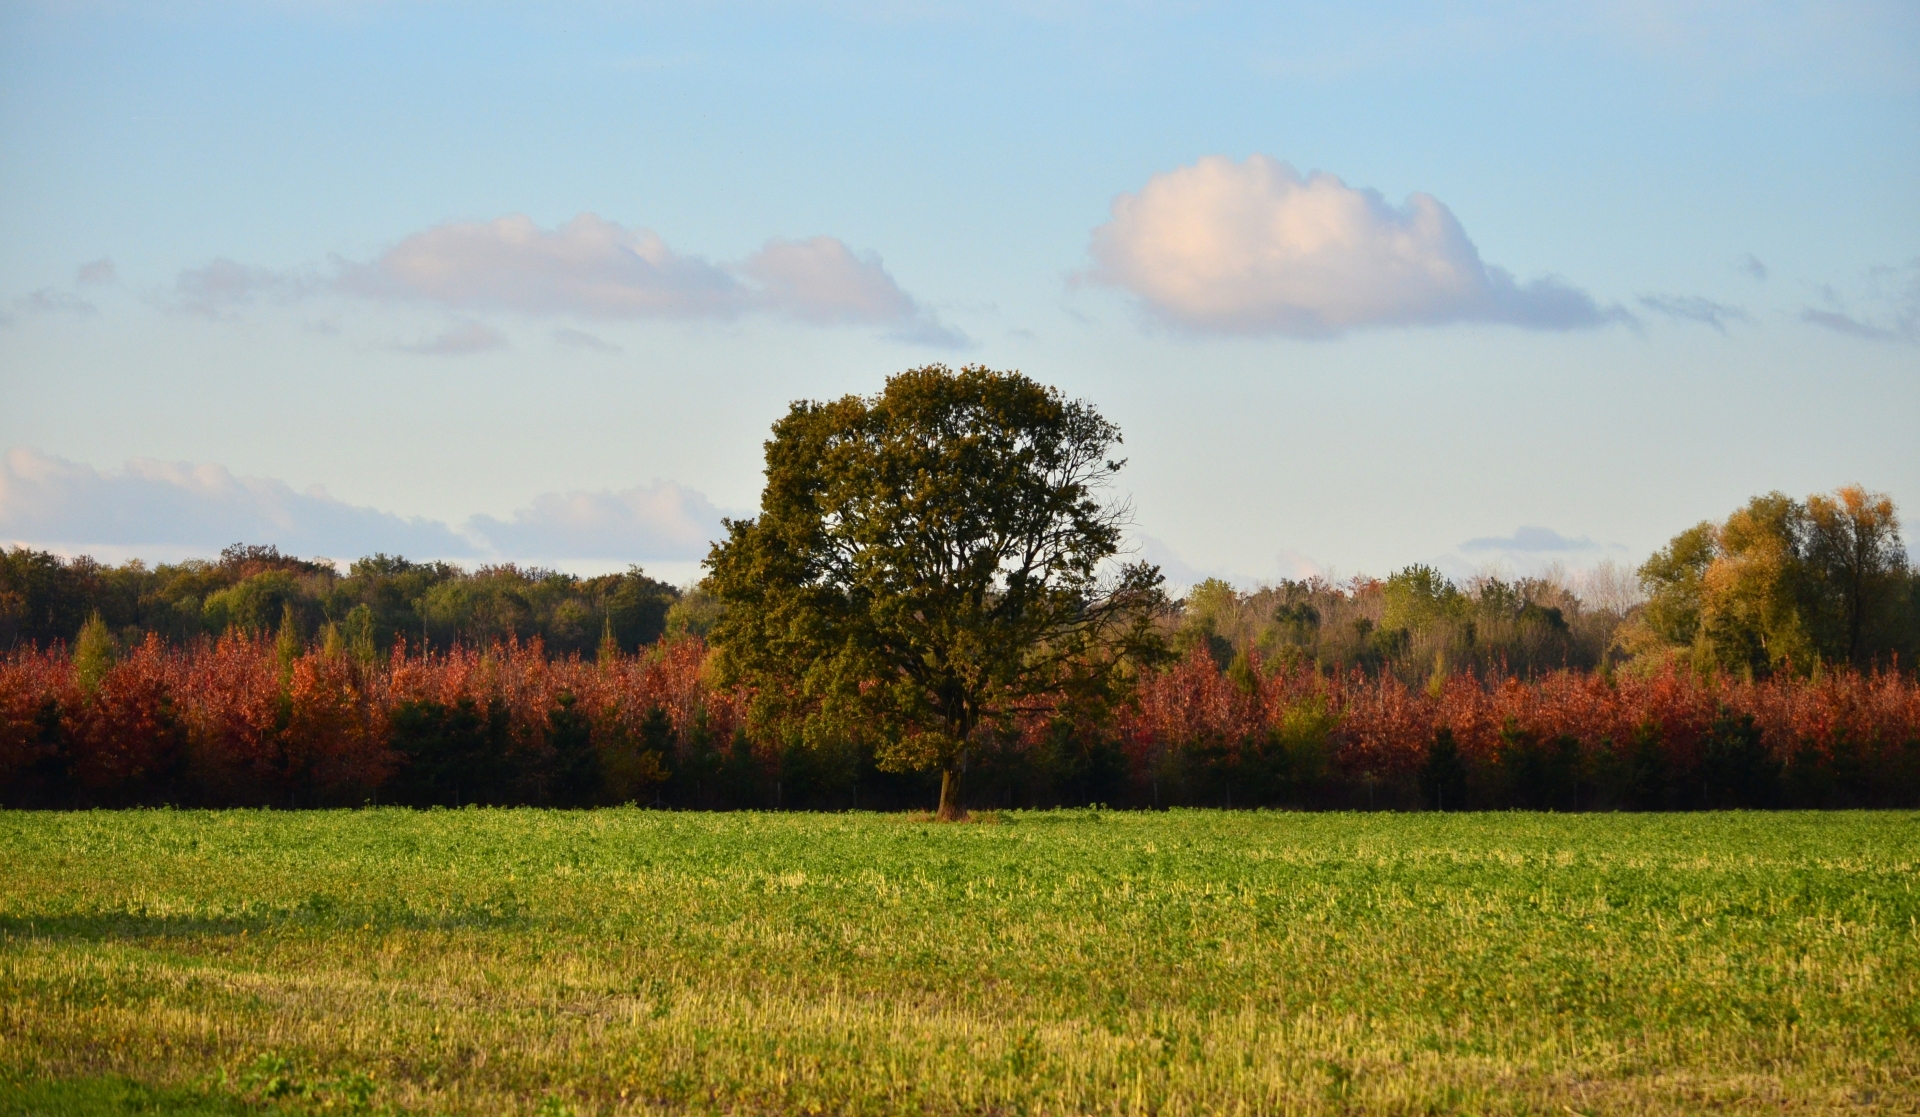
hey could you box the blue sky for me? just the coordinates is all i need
[2,0,1915,589]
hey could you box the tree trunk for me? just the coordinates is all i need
[936,765,967,821]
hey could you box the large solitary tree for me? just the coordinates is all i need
[704,365,1166,819]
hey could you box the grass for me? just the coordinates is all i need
[0,809,1915,1115]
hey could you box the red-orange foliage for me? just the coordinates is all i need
[1119,647,1920,806]
[1,636,1915,808]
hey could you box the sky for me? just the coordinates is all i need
[2,0,1916,591]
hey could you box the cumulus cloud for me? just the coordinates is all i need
[1086,155,1621,337]
[1,448,730,565]
[14,288,96,315]
[0,448,478,560]
[75,258,117,286]
[396,320,509,356]
[1460,526,1607,553]
[1638,294,1750,333]
[1800,259,1919,343]
[466,483,724,563]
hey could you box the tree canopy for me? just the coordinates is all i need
[0,544,680,659]
[1631,485,1913,674]
[704,365,1166,819]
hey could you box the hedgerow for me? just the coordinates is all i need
[4,636,1915,810]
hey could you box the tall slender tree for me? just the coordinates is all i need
[1804,485,1907,665]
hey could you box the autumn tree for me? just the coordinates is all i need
[1632,486,1913,674]
[1636,522,1716,650]
[1699,492,1816,673]
[1803,485,1908,665]
[704,365,1167,819]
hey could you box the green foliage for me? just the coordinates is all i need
[1638,521,1717,647]
[1175,578,1239,669]
[1224,647,1259,694]
[386,699,515,807]
[0,1073,267,1115]
[1620,721,1670,811]
[596,566,675,651]
[1182,577,1239,635]
[705,365,1168,818]
[1700,708,1781,808]
[2,810,1915,1114]
[71,611,115,694]
[342,604,378,664]
[0,545,680,661]
[0,548,99,649]
[1183,571,1607,682]
[273,602,303,677]
[205,572,305,637]
[1419,726,1468,810]
[1269,695,1335,795]
[663,586,724,639]
[545,693,599,807]
[1804,486,1911,663]
[1495,723,1582,811]
[1631,486,1916,675]
[1380,564,1466,635]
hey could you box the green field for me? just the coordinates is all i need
[1,810,1916,1115]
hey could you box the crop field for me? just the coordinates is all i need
[1,810,1916,1116]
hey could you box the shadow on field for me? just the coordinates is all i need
[0,900,529,942]
[0,1074,264,1116]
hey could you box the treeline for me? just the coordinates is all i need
[1172,568,1635,682]
[7,488,1911,685]
[2,634,1915,811]
[2,482,1916,812]
[1172,485,1918,682]
[1623,486,1917,675]
[0,544,719,658]
[1,544,1634,680]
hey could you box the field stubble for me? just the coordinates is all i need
[0,809,1916,1115]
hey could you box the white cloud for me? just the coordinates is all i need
[740,236,913,324]
[1086,155,1621,337]
[396,320,509,356]
[320,212,964,343]
[0,448,478,560]
[466,483,725,562]
[340,213,739,319]
[741,235,967,344]
[1638,294,1749,333]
